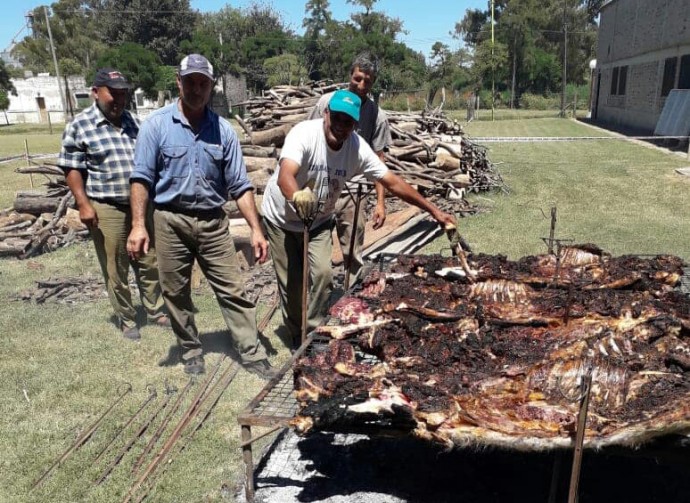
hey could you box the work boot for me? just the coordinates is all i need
[122,325,141,341]
[243,359,276,380]
[184,355,205,375]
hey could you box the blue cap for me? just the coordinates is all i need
[179,54,214,80]
[328,90,361,122]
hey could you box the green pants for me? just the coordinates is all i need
[264,218,333,343]
[153,208,267,363]
[334,194,366,285]
[90,201,165,329]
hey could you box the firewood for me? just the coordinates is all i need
[250,124,293,147]
[244,156,277,173]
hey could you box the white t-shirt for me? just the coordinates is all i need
[262,119,389,232]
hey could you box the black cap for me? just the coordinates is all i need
[93,68,131,89]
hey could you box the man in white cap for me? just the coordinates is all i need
[262,89,456,349]
[59,67,169,341]
[127,54,274,378]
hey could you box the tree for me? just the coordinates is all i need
[98,0,198,65]
[303,0,332,79]
[0,90,10,124]
[264,54,308,87]
[0,60,17,96]
[92,42,162,98]
[11,0,105,75]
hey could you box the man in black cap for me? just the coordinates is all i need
[59,68,169,341]
[127,54,275,378]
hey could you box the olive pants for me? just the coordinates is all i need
[153,208,267,363]
[90,201,165,329]
[264,218,333,345]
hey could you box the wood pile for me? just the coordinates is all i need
[1,163,88,259]
[13,275,106,304]
[235,81,505,204]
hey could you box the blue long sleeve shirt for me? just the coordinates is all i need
[131,101,253,210]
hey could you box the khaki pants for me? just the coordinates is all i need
[264,218,333,344]
[334,195,365,284]
[153,208,266,363]
[90,201,164,329]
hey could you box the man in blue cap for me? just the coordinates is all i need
[59,67,169,341]
[262,89,456,349]
[127,54,274,378]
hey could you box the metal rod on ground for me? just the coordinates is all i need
[131,380,187,475]
[301,224,310,346]
[344,183,363,291]
[133,363,241,503]
[567,371,593,503]
[94,387,170,486]
[31,382,132,490]
[24,139,34,188]
[123,357,226,503]
[549,207,557,254]
[258,295,279,333]
[94,385,157,463]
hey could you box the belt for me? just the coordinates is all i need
[154,204,223,219]
[90,198,130,208]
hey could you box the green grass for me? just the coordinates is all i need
[1,116,690,502]
[422,118,690,261]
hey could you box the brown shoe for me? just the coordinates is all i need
[150,315,172,328]
[122,325,141,341]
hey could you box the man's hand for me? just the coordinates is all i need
[433,210,457,229]
[127,226,149,260]
[251,230,269,264]
[372,202,386,229]
[78,202,99,228]
[292,186,317,221]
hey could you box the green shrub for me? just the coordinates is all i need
[520,93,560,110]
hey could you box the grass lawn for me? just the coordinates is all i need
[1,116,689,502]
[423,117,690,261]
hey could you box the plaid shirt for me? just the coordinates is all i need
[58,103,140,205]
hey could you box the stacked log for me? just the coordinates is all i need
[235,81,505,205]
[1,163,88,258]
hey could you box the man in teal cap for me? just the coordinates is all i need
[262,89,456,349]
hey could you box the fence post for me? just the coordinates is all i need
[24,139,34,188]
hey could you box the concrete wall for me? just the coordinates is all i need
[594,0,690,131]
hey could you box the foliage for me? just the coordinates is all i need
[519,92,560,109]
[97,0,198,65]
[11,0,106,76]
[0,90,9,112]
[92,43,162,99]
[0,60,17,96]
[263,53,308,87]
[454,0,602,104]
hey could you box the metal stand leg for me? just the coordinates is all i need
[344,184,363,291]
[241,425,255,502]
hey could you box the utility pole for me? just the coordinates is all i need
[44,6,67,122]
[491,0,495,122]
[560,0,568,118]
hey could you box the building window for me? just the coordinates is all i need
[135,91,145,108]
[662,57,677,97]
[610,67,619,95]
[610,66,628,96]
[74,92,91,110]
[617,66,627,95]
[678,54,690,89]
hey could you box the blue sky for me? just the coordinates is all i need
[1,1,484,59]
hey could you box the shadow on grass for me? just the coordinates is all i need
[156,327,283,369]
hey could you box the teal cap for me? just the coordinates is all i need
[328,89,361,122]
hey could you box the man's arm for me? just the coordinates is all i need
[64,168,98,227]
[379,171,455,228]
[276,158,302,200]
[372,151,386,229]
[235,190,268,264]
[126,181,150,259]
